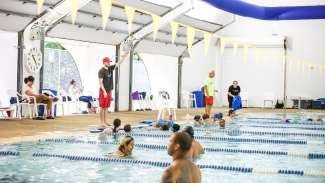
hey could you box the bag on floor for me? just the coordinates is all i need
[232,96,242,111]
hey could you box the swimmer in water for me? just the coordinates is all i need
[108,135,134,157]
[193,115,204,126]
[172,124,180,133]
[161,132,201,183]
[182,126,204,160]
[224,110,236,123]
[123,124,132,133]
[103,118,122,135]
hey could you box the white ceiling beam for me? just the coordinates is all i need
[127,0,193,43]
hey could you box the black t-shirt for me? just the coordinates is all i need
[98,65,116,92]
[228,85,241,96]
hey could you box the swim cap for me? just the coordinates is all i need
[214,113,223,119]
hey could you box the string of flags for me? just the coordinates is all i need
[218,37,325,76]
[35,0,324,76]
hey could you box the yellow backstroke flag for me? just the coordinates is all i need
[243,44,249,63]
[187,26,195,51]
[232,39,238,55]
[152,14,161,41]
[125,6,135,35]
[37,0,44,15]
[204,32,212,55]
[170,21,179,44]
[99,0,112,29]
[70,0,79,24]
[219,37,226,55]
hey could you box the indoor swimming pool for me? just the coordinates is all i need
[1,115,325,183]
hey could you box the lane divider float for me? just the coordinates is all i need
[43,138,325,159]
[32,152,325,177]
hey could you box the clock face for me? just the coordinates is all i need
[26,47,42,73]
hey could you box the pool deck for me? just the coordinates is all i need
[0,108,324,144]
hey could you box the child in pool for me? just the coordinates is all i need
[202,114,210,125]
[98,118,122,141]
[107,135,135,157]
[193,115,204,126]
[172,124,180,133]
[103,118,122,135]
[224,110,236,123]
[123,124,132,133]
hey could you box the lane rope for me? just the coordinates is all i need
[238,125,325,131]
[32,152,325,177]
[112,132,325,145]
[133,127,325,137]
[0,151,19,156]
[43,138,325,159]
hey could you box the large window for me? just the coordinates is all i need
[43,42,82,94]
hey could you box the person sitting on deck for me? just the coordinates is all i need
[24,76,55,120]
[182,126,204,160]
[161,132,201,183]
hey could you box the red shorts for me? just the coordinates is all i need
[205,96,214,106]
[99,89,112,108]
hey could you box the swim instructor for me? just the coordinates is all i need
[98,51,129,128]
[227,80,241,108]
[204,70,217,115]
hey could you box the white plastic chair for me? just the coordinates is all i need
[182,91,197,109]
[0,98,15,119]
[16,91,47,118]
[7,90,31,119]
[131,91,144,111]
[263,92,275,108]
[157,91,176,121]
[83,90,99,113]
[240,92,249,108]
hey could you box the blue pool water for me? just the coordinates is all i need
[1,115,325,183]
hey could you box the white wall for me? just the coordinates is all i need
[182,39,219,107]
[217,17,325,106]
[219,47,285,107]
[139,53,178,108]
[0,30,17,107]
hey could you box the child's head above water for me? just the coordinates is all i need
[161,124,169,131]
[124,124,131,132]
[202,114,210,121]
[194,115,201,122]
[113,118,122,132]
[228,110,235,117]
[118,135,134,156]
[172,123,180,133]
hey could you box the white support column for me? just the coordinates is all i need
[118,0,193,111]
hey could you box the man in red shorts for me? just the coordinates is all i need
[98,52,128,128]
[204,70,216,115]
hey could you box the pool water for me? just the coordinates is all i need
[1,114,325,183]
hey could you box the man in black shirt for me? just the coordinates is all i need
[98,52,128,128]
[227,80,241,108]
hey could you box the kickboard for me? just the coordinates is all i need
[89,128,105,133]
